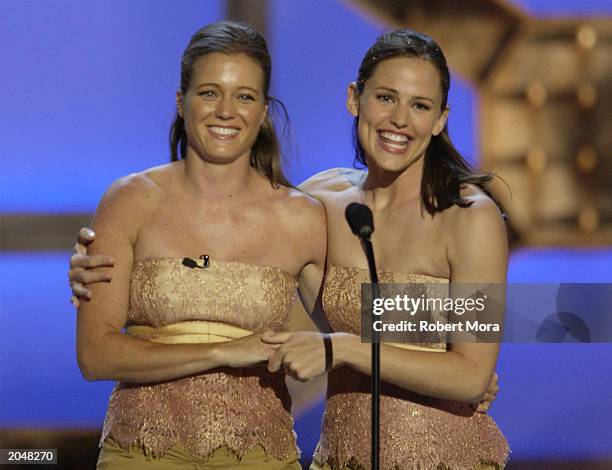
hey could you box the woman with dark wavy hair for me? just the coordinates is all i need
[264,29,509,469]
[73,21,325,469]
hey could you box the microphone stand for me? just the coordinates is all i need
[345,202,380,470]
[361,235,380,470]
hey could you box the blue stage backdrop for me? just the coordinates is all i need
[1,0,611,464]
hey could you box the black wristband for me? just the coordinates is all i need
[323,334,333,372]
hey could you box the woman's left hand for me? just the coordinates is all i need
[263,331,328,382]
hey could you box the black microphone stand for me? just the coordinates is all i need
[345,202,381,470]
[361,234,380,470]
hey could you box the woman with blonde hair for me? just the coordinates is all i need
[73,21,325,469]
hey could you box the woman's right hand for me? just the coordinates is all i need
[216,329,281,368]
[69,227,115,307]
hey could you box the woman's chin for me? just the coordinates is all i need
[367,153,422,175]
[189,148,250,166]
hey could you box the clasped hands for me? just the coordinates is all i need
[261,331,331,382]
[258,331,499,414]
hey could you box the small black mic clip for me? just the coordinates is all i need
[182,254,211,270]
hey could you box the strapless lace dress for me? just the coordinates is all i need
[313,265,509,470]
[100,258,299,462]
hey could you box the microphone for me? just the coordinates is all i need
[345,202,374,240]
[182,254,211,270]
[345,201,380,470]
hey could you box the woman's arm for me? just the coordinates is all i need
[77,175,275,384]
[291,189,329,331]
[267,197,507,403]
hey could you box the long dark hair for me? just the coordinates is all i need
[169,21,291,187]
[354,29,494,214]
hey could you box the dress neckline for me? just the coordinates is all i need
[327,264,448,283]
[133,257,298,284]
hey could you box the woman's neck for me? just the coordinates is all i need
[362,157,424,210]
[182,152,258,201]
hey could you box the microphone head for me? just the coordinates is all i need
[345,202,374,239]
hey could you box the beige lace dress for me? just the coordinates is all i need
[100,258,299,463]
[312,265,509,470]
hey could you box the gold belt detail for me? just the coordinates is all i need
[126,321,253,344]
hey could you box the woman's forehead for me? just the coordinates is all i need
[367,57,441,95]
[190,53,265,89]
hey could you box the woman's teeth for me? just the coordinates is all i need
[384,142,406,150]
[208,126,239,136]
[378,131,412,152]
[379,131,409,143]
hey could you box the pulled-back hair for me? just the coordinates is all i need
[354,29,494,214]
[169,21,290,187]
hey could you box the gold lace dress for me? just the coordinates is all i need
[100,258,299,463]
[313,265,509,470]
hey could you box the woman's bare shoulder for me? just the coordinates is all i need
[103,168,163,203]
[92,163,179,230]
[276,186,326,228]
[263,186,326,263]
[442,184,507,256]
[298,167,365,196]
[444,184,504,225]
[442,185,508,282]
[138,161,183,188]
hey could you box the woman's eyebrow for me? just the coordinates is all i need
[196,82,220,88]
[373,86,434,103]
[412,95,434,103]
[195,82,260,94]
[374,86,398,94]
[236,85,261,94]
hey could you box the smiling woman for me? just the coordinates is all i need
[71,21,325,469]
[265,29,509,470]
[348,56,449,174]
[169,25,290,187]
[176,52,268,166]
